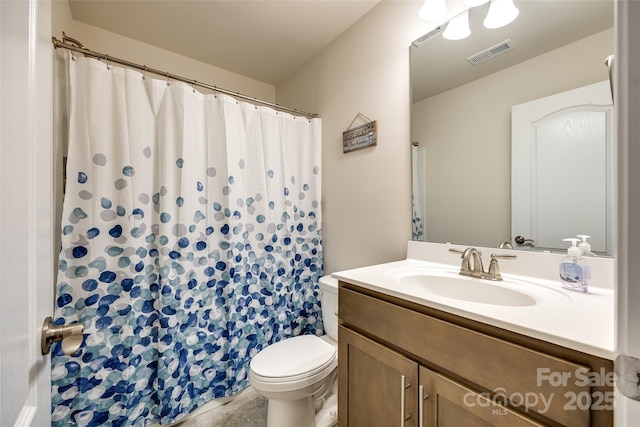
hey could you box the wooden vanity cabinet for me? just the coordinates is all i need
[339,326,419,426]
[339,326,542,427]
[338,282,614,427]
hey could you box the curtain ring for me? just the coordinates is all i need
[192,80,197,93]
[105,55,111,70]
[142,66,147,80]
[166,72,170,86]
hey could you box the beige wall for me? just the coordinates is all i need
[52,0,73,37]
[51,0,614,274]
[277,2,435,273]
[52,2,275,101]
[412,29,613,247]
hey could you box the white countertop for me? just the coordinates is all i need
[332,243,614,360]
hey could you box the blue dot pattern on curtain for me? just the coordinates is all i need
[51,55,323,426]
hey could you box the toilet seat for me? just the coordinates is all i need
[251,335,336,382]
[250,335,337,393]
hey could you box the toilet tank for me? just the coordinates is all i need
[319,275,338,341]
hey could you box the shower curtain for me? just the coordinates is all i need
[412,145,426,241]
[51,54,323,426]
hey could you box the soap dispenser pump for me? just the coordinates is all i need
[559,238,591,293]
[577,234,597,256]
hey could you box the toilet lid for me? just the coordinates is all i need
[250,335,337,380]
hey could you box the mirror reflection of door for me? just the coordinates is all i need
[511,80,613,255]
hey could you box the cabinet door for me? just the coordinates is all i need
[420,367,545,427]
[339,326,419,427]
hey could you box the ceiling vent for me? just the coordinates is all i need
[467,39,515,65]
[412,26,444,47]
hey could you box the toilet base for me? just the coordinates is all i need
[267,396,316,427]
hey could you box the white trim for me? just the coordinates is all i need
[615,0,640,424]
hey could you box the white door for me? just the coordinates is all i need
[615,1,640,425]
[512,80,613,254]
[0,1,54,426]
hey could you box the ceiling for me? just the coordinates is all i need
[68,0,381,86]
[411,0,614,102]
[67,1,614,94]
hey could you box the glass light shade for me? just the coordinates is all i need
[463,0,490,7]
[483,0,519,29]
[442,10,471,40]
[418,0,448,22]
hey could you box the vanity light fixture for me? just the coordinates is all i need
[483,0,520,29]
[418,0,520,38]
[442,10,471,40]
[418,0,448,22]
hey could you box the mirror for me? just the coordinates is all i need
[410,0,614,254]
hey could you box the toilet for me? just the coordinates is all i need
[249,275,339,427]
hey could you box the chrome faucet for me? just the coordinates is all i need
[485,253,517,281]
[498,241,513,249]
[449,247,484,278]
[462,247,485,278]
[449,247,517,281]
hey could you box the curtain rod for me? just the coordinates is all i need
[52,34,318,119]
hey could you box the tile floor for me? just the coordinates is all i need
[170,377,338,427]
[173,388,268,427]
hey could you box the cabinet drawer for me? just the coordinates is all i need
[339,286,592,427]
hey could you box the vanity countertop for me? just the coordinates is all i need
[332,244,614,360]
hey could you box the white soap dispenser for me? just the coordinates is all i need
[559,238,591,293]
[577,234,597,256]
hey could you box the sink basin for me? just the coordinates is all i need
[399,274,536,306]
[385,267,570,307]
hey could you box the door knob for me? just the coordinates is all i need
[514,235,535,245]
[41,316,84,355]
